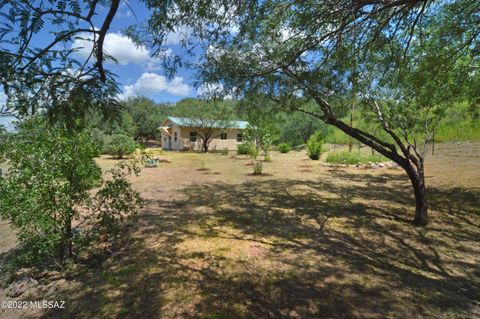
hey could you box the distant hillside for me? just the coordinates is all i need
[322,103,479,145]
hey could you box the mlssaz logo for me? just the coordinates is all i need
[30,301,66,309]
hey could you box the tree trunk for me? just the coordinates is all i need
[60,215,73,262]
[325,117,429,226]
[431,130,435,155]
[406,163,428,226]
[203,140,209,153]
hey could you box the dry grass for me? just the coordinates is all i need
[1,142,479,319]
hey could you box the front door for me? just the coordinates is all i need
[168,135,172,150]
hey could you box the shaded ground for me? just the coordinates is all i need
[1,142,479,319]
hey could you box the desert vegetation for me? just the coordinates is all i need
[0,0,478,318]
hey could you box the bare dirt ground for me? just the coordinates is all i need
[1,142,479,319]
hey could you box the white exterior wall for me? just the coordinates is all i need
[160,121,244,151]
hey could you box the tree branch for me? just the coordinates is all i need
[96,0,120,82]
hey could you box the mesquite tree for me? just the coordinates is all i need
[139,0,479,225]
[0,0,123,120]
[174,99,235,152]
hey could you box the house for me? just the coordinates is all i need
[159,116,249,151]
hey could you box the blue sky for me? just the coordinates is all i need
[90,1,198,103]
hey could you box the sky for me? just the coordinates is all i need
[88,1,198,103]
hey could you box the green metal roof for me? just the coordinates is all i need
[167,116,249,129]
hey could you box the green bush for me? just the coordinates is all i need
[237,141,256,155]
[253,161,263,174]
[264,155,272,162]
[278,143,291,153]
[90,128,107,154]
[221,148,229,155]
[326,151,386,165]
[307,132,323,160]
[0,125,142,265]
[106,134,137,159]
[248,146,259,159]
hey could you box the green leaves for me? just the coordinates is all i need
[89,161,143,238]
[105,133,138,159]
[0,121,101,263]
[0,0,121,123]
[306,132,323,161]
[0,119,142,265]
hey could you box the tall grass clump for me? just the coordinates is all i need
[435,120,480,142]
[326,151,386,165]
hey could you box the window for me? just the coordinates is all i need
[220,133,227,140]
[174,132,177,142]
[163,137,167,142]
[236,133,243,142]
[190,132,197,142]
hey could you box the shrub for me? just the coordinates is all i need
[221,148,229,155]
[89,161,143,239]
[88,128,114,154]
[326,151,386,165]
[237,141,256,155]
[0,126,142,265]
[253,161,263,174]
[248,146,259,159]
[144,158,158,168]
[106,134,137,159]
[278,143,291,153]
[264,155,271,162]
[307,132,323,160]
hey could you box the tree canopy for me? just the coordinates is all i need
[0,0,478,225]
[0,0,124,121]
[137,0,479,225]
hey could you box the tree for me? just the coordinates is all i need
[174,98,235,152]
[279,103,329,147]
[140,0,479,225]
[123,97,173,144]
[0,0,126,120]
[0,119,142,264]
[239,95,280,155]
[106,133,138,159]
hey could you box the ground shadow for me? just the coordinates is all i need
[32,173,480,319]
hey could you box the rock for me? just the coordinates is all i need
[378,163,385,167]
[43,279,67,297]
[7,277,38,297]
[386,162,401,169]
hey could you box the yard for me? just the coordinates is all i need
[1,142,479,319]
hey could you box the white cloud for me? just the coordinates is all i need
[117,10,133,17]
[72,32,171,69]
[165,26,190,45]
[73,32,150,65]
[197,82,224,96]
[197,83,236,100]
[0,91,6,107]
[119,73,191,99]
